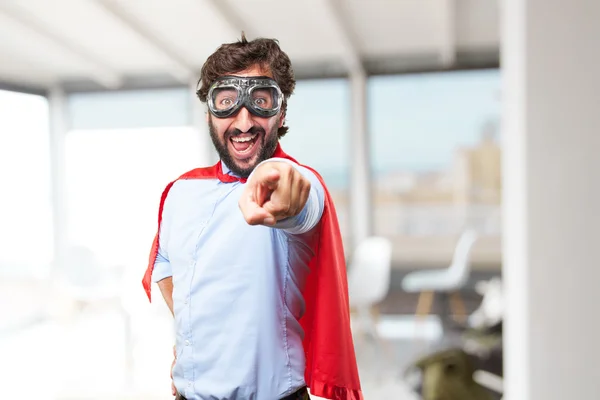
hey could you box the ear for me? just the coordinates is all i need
[278,112,286,128]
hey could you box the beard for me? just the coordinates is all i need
[208,117,279,178]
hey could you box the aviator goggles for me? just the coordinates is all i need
[202,75,283,118]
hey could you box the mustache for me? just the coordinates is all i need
[226,126,265,139]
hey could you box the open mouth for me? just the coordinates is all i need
[229,133,260,160]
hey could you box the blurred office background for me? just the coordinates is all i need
[1,1,598,399]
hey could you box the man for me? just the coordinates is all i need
[142,34,362,400]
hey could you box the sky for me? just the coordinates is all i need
[282,69,500,182]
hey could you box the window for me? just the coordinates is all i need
[369,70,501,268]
[64,127,204,267]
[0,90,52,277]
[282,78,351,240]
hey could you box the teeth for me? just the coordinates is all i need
[231,134,257,143]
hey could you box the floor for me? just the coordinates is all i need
[1,276,492,399]
[0,306,443,399]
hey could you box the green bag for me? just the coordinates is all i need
[408,348,494,400]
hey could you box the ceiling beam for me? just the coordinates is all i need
[440,0,457,67]
[59,50,500,93]
[0,79,48,96]
[94,0,195,84]
[322,0,364,75]
[0,2,122,89]
[204,0,257,39]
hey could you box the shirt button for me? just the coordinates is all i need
[184,298,188,305]
[188,381,192,387]
[185,340,190,346]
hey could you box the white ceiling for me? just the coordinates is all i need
[0,0,499,93]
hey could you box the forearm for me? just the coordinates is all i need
[273,187,321,234]
[157,277,174,316]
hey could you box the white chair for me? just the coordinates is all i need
[401,229,479,324]
[468,277,503,330]
[347,236,393,342]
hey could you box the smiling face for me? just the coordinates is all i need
[207,65,285,178]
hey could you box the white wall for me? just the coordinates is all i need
[502,1,600,398]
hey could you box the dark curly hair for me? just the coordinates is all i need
[196,33,296,138]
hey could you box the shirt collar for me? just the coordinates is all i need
[220,160,241,178]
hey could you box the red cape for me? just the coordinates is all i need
[142,144,362,400]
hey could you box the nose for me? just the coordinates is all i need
[231,107,253,133]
